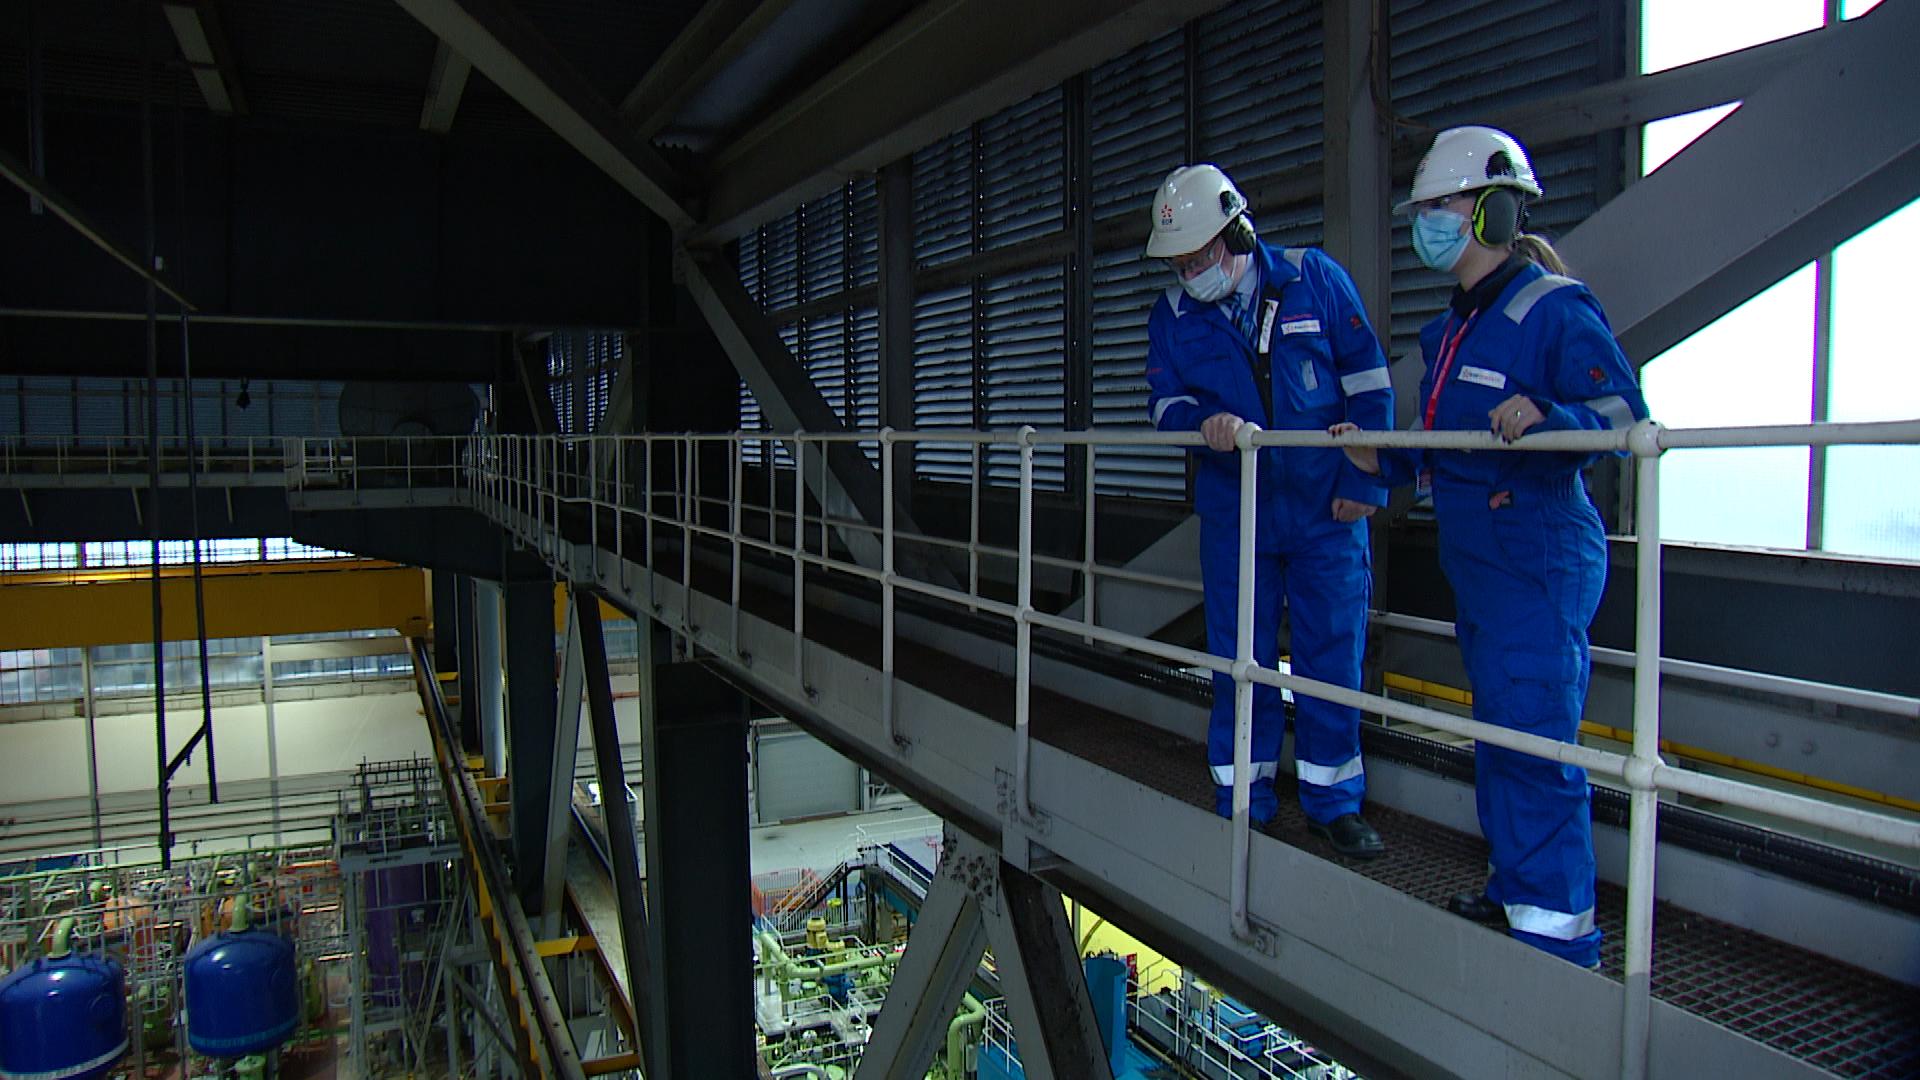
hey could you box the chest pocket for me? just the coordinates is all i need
[1171,318,1256,411]
[1265,301,1339,414]
[1435,357,1514,430]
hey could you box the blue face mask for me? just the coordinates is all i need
[1179,256,1237,303]
[1412,208,1470,273]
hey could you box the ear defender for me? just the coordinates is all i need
[1472,187,1521,247]
[1219,190,1258,255]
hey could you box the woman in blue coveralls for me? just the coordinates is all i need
[1334,126,1648,968]
[1143,164,1394,859]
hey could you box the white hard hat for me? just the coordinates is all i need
[1144,164,1248,258]
[1395,126,1543,213]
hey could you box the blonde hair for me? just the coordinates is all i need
[1513,232,1568,276]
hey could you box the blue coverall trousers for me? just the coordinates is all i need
[1435,475,1605,968]
[1200,515,1369,826]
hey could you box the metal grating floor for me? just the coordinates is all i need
[644,524,1920,1076]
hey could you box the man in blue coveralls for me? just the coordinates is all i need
[1143,164,1392,858]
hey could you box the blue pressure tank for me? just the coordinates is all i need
[0,945,129,1080]
[183,919,301,1058]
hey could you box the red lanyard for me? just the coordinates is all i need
[1422,312,1478,431]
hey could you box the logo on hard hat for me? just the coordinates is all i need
[1159,204,1175,227]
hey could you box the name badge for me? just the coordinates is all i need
[1280,317,1322,336]
[1257,300,1279,353]
[1457,365,1508,390]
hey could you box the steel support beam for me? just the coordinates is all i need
[638,657,755,1079]
[505,575,558,912]
[862,828,1114,1080]
[391,0,694,231]
[859,838,992,1079]
[541,601,587,929]
[683,250,949,582]
[695,0,1231,243]
[0,147,194,311]
[575,588,656,1068]
[615,0,795,140]
[1559,1,1920,363]
[421,39,473,134]
[162,2,247,116]
[1479,23,1829,150]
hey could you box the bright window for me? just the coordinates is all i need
[1638,0,1916,558]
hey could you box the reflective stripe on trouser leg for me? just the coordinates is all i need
[1210,761,1280,785]
[1201,526,1285,820]
[1280,520,1370,823]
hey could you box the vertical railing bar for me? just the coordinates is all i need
[1229,423,1259,941]
[616,438,627,591]
[683,437,695,645]
[793,436,807,691]
[731,436,743,657]
[1082,444,1097,643]
[1014,427,1036,824]
[1622,425,1664,1080]
[968,441,981,611]
[643,436,655,583]
[881,430,898,747]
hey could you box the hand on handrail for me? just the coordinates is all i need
[1328,422,1381,475]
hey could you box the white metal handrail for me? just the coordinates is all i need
[289,416,1920,1078]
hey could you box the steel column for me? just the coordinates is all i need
[454,573,481,750]
[639,656,755,1079]
[433,569,461,675]
[474,579,505,775]
[505,575,558,912]
[574,589,656,1069]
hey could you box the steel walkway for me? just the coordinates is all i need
[286,466,1918,1080]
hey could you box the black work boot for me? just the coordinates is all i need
[1447,890,1506,924]
[1308,813,1385,859]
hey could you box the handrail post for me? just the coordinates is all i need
[730,436,743,656]
[1014,427,1037,825]
[643,437,655,581]
[1082,444,1097,643]
[968,441,981,610]
[682,437,695,644]
[881,429,899,747]
[792,436,807,692]
[1230,423,1260,942]
[1622,421,1666,1080]
[589,436,599,557]
[616,437,627,590]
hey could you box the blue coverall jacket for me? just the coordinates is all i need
[1146,242,1392,824]
[1374,259,1649,967]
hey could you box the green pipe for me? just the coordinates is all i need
[47,916,76,959]
[755,930,897,985]
[945,993,987,1073]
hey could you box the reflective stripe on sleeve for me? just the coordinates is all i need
[1151,395,1199,427]
[1294,755,1364,788]
[1504,902,1597,941]
[1583,394,1636,429]
[1339,367,1392,396]
[1209,761,1280,785]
